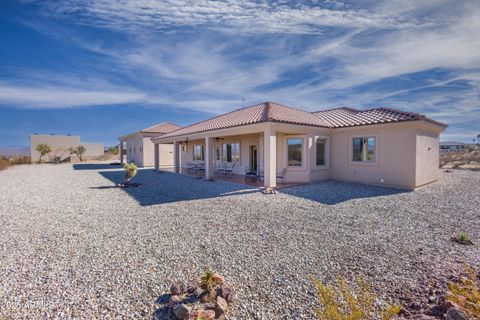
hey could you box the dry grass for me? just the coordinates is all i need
[0,156,31,171]
[313,276,401,320]
[447,265,480,318]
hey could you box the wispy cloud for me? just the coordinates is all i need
[3,0,480,141]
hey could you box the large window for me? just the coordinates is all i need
[193,144,204,161]
[222,143,240,163]
[352,137,376,162]
[316,138,326,166]
[287,138,303,167]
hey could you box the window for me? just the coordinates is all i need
[316,138,326,166]
[222,143,240,163]
[287,138,303,167]
[193,144,204,161]
[352,137,376,162]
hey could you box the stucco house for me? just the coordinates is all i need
[119,122,182,167]
[151,102,447,190]
[30,134,104,162]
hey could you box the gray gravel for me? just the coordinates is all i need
[0,163,479,319]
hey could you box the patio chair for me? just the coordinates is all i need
[257,169,264,181]
[224,162,235,175]
[276,168,287,184]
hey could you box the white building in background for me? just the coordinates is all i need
[119,122,182,167]
[30,134,104,162]
[439,141,467,153]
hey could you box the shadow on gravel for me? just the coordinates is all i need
[279,180,410,205]
[153,294,171,320]
[73,163,122,170]
[97,169,259,206]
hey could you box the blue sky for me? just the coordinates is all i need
[0,0,479,148]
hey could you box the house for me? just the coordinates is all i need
[30,134,104,162]
[151,102,447,190]
[119,122,182,167]
[439,141,466,153]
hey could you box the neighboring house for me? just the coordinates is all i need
[152,102,447,190]
[30,134,104,162]
[439,141,466,153]
[119,122,182,167]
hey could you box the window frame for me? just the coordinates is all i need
[349,135,378,165]
[285,135,306,169]
[314,136,329,169]
[221,142,241,163]
[192,144,205,161]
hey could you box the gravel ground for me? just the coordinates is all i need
[0,163,479,319]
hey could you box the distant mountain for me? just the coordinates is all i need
[0,146,30,157]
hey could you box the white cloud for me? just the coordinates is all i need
[0,84,145,108]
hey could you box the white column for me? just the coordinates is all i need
[154,143,160,170]
[205,137,214,180]
[120,141,124,164]
[264,126,277,188]
[173,141,180,173]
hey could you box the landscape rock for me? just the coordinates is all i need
[446,307,470,320]
[220,283,236,304]
[441,300,455,313]
[173,303,191,320]
[189,308,215,320]
[215,296,228,319]
[168,295,182,309]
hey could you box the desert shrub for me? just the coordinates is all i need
[312,276,401,320]
[0,157,10,170]
[455,232,472,245]
[11,156,31,165]
[447,265,480,318]
[123,163,138,184]
[200,268,218,292]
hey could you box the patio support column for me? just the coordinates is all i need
[264,126,277,188]
[154,143,159,170]
[173,141,180,173]
[205,137,214,180]
[119,140,124,164]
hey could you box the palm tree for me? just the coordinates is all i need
[35,144,51,163]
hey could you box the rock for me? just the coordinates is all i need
[173,304,191,319]
[187,280,198,294]
[446,307,470,320]
[199,290,217,303]
[212,273,225,285]
[168,295,182,309]
[441,300,454,313]
[220,283,236,304]
[409,302,423,311]
[215,296,228,319]
[189,309,215,320]
[171,282,186,296]
[428,295,437,304]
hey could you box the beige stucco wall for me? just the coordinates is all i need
[124,133,174,167]
[30,135,104,162]
[330,123,417,189]
[155,120,444,189]
[415,128,441,187]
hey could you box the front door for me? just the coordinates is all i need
[249,145,258,172]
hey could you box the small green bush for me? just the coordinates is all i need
[457,232,472,244]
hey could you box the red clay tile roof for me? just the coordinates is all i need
[312,107,433,128]
[157,102,446,139]
[158,102,330,139]
[141,122,182,134]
